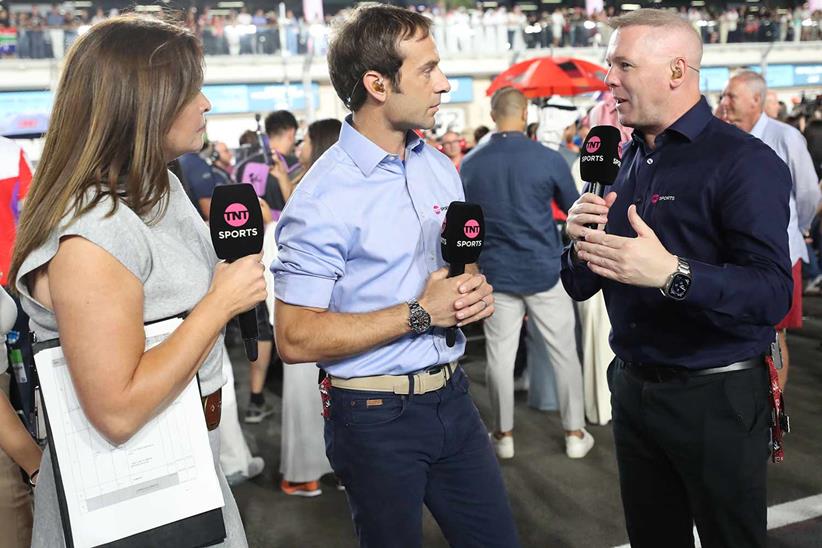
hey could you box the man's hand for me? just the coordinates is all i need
[418,268,494,328]
[565,191,618,242]
[454,272,494,327]
[575,204,678,288]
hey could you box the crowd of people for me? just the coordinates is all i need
[2,2,822,59]
[1,4,822,548]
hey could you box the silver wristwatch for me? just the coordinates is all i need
[407,299,432,335]
[660,257,692,300]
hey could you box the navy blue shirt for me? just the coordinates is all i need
[561,97,793,369]
[462,132,579,295]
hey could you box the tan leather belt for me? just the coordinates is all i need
[329,362,458,395]
[202,388,222,431]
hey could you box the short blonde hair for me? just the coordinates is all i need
[609,8,703,65]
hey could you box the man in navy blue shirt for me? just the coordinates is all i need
[562,9,791,548]
[462,87,593,461]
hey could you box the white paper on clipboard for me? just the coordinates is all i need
[35,317,225,548]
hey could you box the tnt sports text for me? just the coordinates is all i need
[218,228,259,239]
[580,155,621,167]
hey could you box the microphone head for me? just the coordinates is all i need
[440,201,485,265]
[209,183,264,260]
[579,125,622,185]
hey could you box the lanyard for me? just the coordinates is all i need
[765,355,790,463]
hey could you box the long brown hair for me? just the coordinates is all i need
[292,118,342,186]
[9,14,203,288]
[305,118,342,168]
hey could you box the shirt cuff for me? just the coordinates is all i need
[682,258,720,309]
[273,272,335,309]
[562,243,588,272]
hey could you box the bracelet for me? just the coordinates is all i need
[28,468,39,487]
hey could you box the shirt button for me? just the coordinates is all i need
[634,197,643,204]
[629,322,637,329]
[646,158,654,165]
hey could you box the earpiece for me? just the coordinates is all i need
[372,80,385,93]
[672,66,683,79]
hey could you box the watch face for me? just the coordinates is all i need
[669,273,691,300]
[419,313,431,332]
[409,304,431,334]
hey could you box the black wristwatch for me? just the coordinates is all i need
[407,299,432,335]
[660,257,692,300]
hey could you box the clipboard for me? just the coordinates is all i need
[34,316,227,548]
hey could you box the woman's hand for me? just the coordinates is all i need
[270,155,296,202]
[208,253,268,321]
[268,154,289,184]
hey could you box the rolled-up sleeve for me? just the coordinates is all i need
[684,147,793,326]
[270,194,349,309]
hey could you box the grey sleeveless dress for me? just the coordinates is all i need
[15,172,247,547]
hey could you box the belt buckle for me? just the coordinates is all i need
[426,365,444,375]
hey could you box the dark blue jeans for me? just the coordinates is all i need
[325,367,520,548]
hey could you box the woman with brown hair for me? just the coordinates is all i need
[293,118,344,184]
[9,15,264,547]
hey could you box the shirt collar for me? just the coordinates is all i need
[490,131,527,140]
[750,112,768,139]
[339,115,425,177]
[631,96,713,147]
[665,96,713,142]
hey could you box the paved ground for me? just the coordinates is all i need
[230,295,822,547]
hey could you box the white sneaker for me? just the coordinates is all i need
[246,456,265,479]
[491,434,515,459]
[565,429,594,459]
[513,374,530,391]
[804,275,822,296]
[225,456,266,486]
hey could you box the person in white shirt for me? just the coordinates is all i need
[720,70,822,389]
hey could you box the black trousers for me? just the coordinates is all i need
[607,358,771,548]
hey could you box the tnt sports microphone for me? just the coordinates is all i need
[209,183,265,361]
[579,125,622,229]
[440,201,485,348]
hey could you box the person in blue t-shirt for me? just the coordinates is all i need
[177,142,232,220]
[462,86,592,461]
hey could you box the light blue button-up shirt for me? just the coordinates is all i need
[271,117,466,378]
[750,112,822,264]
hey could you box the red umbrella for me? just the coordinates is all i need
[486,56,609,98]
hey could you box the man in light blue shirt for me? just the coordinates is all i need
[270,5,519,547]
[720,70,822,389]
